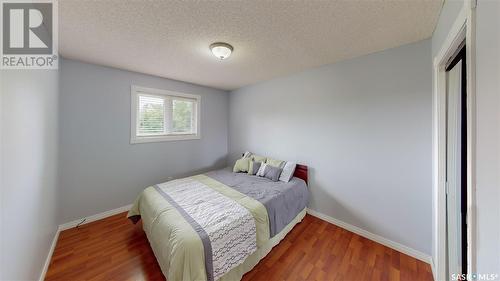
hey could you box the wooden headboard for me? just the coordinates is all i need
[294,164,308,185]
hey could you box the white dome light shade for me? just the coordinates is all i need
[210,42,233,60]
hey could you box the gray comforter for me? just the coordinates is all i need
[206,168,309,237]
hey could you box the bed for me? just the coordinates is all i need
[127,164,309,281]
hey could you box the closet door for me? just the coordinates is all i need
[445,54,465,278]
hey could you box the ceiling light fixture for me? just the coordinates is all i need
[210,42,233,60]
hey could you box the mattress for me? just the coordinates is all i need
[206,168,309,237]
[127,168,309,281]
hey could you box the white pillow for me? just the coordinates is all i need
[256,163,268,177]
[279,161,296,182]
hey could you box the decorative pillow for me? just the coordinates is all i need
[266,158,284,168]
[256,163,268,177]
[248,161,262,175]
[279,161,296,182]
[263,165,283,182]
[242,151,253,158]
[252,155,267,163]
[233,158,250,173]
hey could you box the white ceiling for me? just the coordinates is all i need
[59,0,443,91]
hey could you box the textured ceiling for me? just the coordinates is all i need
[59,0,443,91]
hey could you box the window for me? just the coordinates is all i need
[131,86,200,143]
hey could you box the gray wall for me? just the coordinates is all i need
[228,40,433,255]
[475,0,500,274]
[58,59,229,223]
[1,70,59,280]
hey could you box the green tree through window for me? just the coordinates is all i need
[172,100,193,133]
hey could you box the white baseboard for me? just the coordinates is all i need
[38,229,60,281]
[306,208,432,264]
[430,258,436,281]
[58,204,133,231]
[39,204,133,281]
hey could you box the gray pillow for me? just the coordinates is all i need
[248,161,262,175]
[263,165,282,182]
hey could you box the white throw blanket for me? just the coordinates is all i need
[156,178,257,281]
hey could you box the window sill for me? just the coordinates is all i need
[131,134,200,144]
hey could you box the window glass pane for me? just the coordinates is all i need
[138,95,164,135]
[172,99,194,133]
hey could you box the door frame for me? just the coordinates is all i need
[432,1,476,280]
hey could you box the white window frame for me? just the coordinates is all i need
[131,85,201,144]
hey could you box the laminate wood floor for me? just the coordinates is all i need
[45,212,433,281]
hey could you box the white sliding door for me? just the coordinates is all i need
[446,59,463,278]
